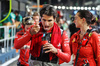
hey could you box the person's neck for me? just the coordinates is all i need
[80,25,89,35]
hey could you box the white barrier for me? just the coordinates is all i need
[0,25,16,53]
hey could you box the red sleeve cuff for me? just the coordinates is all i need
[55,49,61,56]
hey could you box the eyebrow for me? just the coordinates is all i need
[48,20,52,21]
[43,19,46,21]
[43,19,53,21]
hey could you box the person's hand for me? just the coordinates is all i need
[43,43,58,54]
[30,24,40,35]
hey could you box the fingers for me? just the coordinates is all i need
[43,43,51,49]
[43,43,52,48]
[30,25,40,35]
[33,25,40,29]
[43,43,57,53]
[43,46,51,50]
[44,47,57,54]
[45,49,51,53]
[42,43,57,54]
[32,25,40,32]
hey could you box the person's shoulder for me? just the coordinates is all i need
[19,14,22,17]
[10,12,16,18]
[89,32,99,42]
[90,32,98,38]
[16,30,24,35]
[11,12,15,15]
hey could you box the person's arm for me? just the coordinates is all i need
[56,31,71,63]
[91,32,100,66]
[10,13,15,25]
[14,29,32,49]
[14,24,40,49]
[12,18,15,25]
[19,15,23,23]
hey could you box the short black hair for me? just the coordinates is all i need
[40,4,57,19]
[14,10,19,14]
[56,17,60,23]
[33,12,39,16]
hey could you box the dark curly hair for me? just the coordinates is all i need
[40,4,57,19]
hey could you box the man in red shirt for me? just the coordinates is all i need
[14,4,71,66]
[15,17,35,66]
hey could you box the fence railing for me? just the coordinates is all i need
[0,25,16,53]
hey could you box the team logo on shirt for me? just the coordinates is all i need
[58,43,61,47]
[89,33,93,37]
[72,38,75,43]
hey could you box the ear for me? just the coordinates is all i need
[82,18,86,22]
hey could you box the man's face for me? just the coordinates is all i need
[15,13,18,16]
[33,16,39,25]
[41,14,55,31]
[59,19,63,25]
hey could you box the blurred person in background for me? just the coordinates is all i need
[14,10,23,32]
[56,17,63,30]
[0,10,16,50]
[96,19,100,33]
[10,9,16,25]
[27,9,33,16]
[2,10,15,26]
[62,19,68,31]
[14,17,35,66]
[14,10,23,23]
[70,10,100,66]
[1,10,16,38]
[14,4,71,66]
[32,11,40,25]
[96,19,100,26]
[90,20,99,33]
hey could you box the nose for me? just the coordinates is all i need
[44,22,49,25]
[34,19,37,22]
[73,20,75,23]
